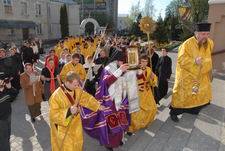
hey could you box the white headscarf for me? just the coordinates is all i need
[83,56,95,81]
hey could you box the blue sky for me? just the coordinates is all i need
[118,0,173,19]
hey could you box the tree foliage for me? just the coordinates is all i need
[190,0,209,23]
[165,0,209,23]
[163,0,209,41]
[60,4,69,38]
[164,13,181,41]
[143,0,155,18]
[129,0,142,22]
[130,13,144,36]
[85,22,95,35]
[165,0,182,17]
[152,15,168,43]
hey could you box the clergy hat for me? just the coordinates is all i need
[195,22,211,32]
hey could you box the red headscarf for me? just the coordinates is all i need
[46,59,55,94]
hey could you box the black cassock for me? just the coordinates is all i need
[155,55,172,101]
[148,52,159,74]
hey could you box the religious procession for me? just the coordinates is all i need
[1,0,225,151]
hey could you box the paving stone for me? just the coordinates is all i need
[122,129,146,150]
[185,127,220,151]
[128,130,154,151]
[182,147,194,151]
[144,131,170,151]
[146,119,164,134]
[218,143,225,151]
[163,128,190,151]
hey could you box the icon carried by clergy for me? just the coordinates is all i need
[127,46,139,70]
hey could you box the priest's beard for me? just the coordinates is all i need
[198,38,208,49]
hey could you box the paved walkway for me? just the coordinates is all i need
[10,52,225,151]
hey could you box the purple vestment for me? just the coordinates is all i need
[80,68,130,148]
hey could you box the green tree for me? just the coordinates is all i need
[60,4,69,38]
[131,13,143,36]
[165,0,182,17]
[129,0,142,21]
[143,0,155,18]
[126,1,143,36]
[153,15,168,43]
[165,0,209,41]
[164,13,182,41]
[125,16,133,31]
[190,0,209,23]
[85,22,95,35]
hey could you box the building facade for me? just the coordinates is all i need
[0,0,80,43]
[77,0,118,30]
[208,0,225,73]
[117,14,129,31]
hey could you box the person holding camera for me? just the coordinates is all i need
[0,79,17,151]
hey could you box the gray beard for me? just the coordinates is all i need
[198,39,208,49]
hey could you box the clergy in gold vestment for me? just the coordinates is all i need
[49,71,101,151]
[60,53,86,82]
[170,23,214,122]
[55,41,65,57]
[128,55,157,133]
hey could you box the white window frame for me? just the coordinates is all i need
[36,24,42,35]
[35,3,41,17]
[47,5,51,17]
[3,0,12,6]
[21,2,28,16]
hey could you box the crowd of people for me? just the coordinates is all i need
[0,22,214,151]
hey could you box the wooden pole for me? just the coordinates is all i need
[147,32,154,95]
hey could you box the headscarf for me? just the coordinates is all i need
[83,56,95,81]
[46,59,56,94]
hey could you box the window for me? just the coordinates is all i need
[8,28,15,36]
[4,0,12,14]
[3,0,12,6]
[47,5,51,17]
[35,3,41,17]
[36,24,42,35]
[21,2,28,16]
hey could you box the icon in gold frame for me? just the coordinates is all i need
[127,46,139,70]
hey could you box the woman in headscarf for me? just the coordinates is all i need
[58,49,68,72]
[20,63,43,123]
[83,55,97,96]
[41,58,61,101]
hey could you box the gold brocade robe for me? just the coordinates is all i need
[64,41,73,52]
[49,87,100,151]
[81,47,89,59]
[128,67,157,132]
[60,62,86,82]
[55,45,63,57]
[171,36,214,109]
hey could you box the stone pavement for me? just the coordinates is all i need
[10,52,225,151]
